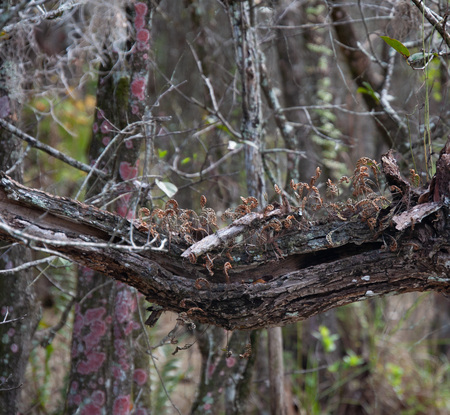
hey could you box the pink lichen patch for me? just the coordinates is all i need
[119,161,139,181]
[133,368,148,386]
[72,394,82,405]
[83,320,107,351]
[91,390,106,406]
[112,365,124,380]
[73,313,84,337]
[137,29,150,43]
[207,364,216,378]
[100,120,113,134]
[131,77,146,101]
[77,351,106,375]
[114,288,137,323]
[135,2,148,16]
[135,408,148,415]
[105,316,113,324]
[70,381,79,393]
[117,201,133,219]
[113,395,131,415]
[134,15,145,30]
[124,321,134,335]
[136,41,150,52]
[143,54,148,60]
[10,343,18,353]
[114,339,127,357]
[125,140,133,149]
[119,358,130,371]
[85,307,107,324]
[226,356,236,368]
[204,403,212,411]
[92,123,99,133]
[7,328,15,337]
[102,136,111,146]
[91,319,107,335]
[81,403,101,415]
[131,105,139,115]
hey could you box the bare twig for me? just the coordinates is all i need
[0,220,168,252]
[410,0,450,48]
[2,0,81,33]
[170,145,243,179]
[34,297,77,346]
[135,293,183,415]
[0,255,58,275]
[0,119,108,179]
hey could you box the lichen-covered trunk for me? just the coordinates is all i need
[230,3,286,414]
[230,0,266,200]
[66,2,155,413]
[191,2,267,413]
[0,63,39,412]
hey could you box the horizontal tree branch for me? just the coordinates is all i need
[0,147,449,330]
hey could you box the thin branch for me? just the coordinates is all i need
[0,220,168,252]
[170,145,244,179]
[2,0,81,33]
[135,293,183,415]
[34,298,77,347]
[410,0,450,48]
[0,255,58,275]
[0,119,108,179]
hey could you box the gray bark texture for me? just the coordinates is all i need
[0,144,449,331]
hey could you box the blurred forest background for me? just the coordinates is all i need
[0,0,449,414]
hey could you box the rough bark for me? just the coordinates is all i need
[190,3,267,413]
[66,2,156,413]
[229,0,266,199]
[0,145,449,331]
[0,17,39,412]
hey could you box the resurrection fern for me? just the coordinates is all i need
[135,157,393,274]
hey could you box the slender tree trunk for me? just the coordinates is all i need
[0,53,39,413]
[230,3,286,415]
[66,2,156,412]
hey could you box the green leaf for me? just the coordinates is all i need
[158,149,168,159]
[155,179,178,198]
[380,36,410,58]
[181,157,191,165]
[328,361,340,373]
[357,82,380,104]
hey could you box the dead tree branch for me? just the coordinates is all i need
[0,146,449,330]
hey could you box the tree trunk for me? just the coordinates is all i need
[0,30,39,413]
[66,2,156,413]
